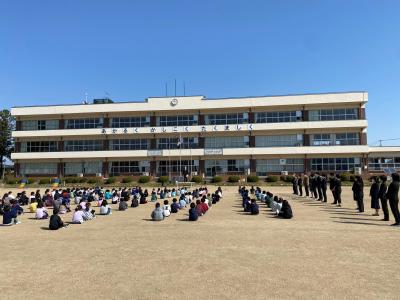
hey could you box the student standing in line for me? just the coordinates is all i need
[387,173,400,226]
[334,174,342,207]
[352,175,364,213]
[298,175,303,197]
[303,174,310,197]
[378,175,389,221]
[292,174,298,195]
[329,173,337,205]
[321,174,328,202]
[370,176,380,216]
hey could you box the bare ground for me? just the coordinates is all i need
[0,186,399,300]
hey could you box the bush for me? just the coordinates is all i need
[138,176,150,184]
[158,176,169,185]
[340,173,351,182]
[39,178,51,184]
[87,178,100,184]
[212,176,222,183]
[247,175,259,183]
[280,175,294,183]
[65,177,77,184]
[228,175,240,183]
[26,178,37,184]
[6,177,18,184]
[191,175,203,184]
[266,175,278,182]
[122,177,134,183]
[105,177,116,184]
[78,177,87,183]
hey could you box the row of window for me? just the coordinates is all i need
[18,108,361,130]
[19,157,364,176]
[19,133,361,152]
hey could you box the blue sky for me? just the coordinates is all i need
[1,0,400,145]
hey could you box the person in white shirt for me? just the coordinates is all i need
[99,200,112,215]
[163,200,171,217]
[72,205,85,224]
[270,196,283,215]
[35,203,49,219]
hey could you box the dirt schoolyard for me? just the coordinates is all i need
[0,185,399,299]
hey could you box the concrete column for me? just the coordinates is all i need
[304,158,310,173]
[199,160,205,177]
[248,111,255,123]
[250,159,257,174]
[14,163,20,177]
[198,136,205,148]
[150,161,156,177]
[58,141,64,152]
[102,161,109,177]
[16,120,22,131]
[198,113,205,125]
[57,162,65,177]
[104,117,110,128]
[249,135,255,147]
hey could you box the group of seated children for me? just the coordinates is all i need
[239,186,293,219]
[151,186,222,221]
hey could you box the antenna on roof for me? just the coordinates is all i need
[183,81,186,96]
[165,82,168,96]
[82,90,89,104]
[174,79,177,97]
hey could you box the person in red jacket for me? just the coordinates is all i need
[200,197,209,214]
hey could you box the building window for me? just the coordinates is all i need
[64,162,102,175]
[256,159,304,176]
[157,160,198,176]
[110,161,149,175]
[65,118,103,129]
[21,141,58,152]
[310,133,360,146]
[255,111,301,123]
[110,139,148,150]
[255,135,303,147]
[311,157,361,172]
[64,140,103,151]
[157,137,197,149]
[368,157,400,172]
[205,159,249,176]
[309,108,359,121]
[205,113,248,125]
[158,115,198,126]
[204,136,248,148]
[21,120,59,131]
[111,117,149,128]
[20,163,58,175]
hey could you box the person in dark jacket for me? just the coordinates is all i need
[378,175,389,221]
[292,175,299,195]
[170,198,180,213]
[316,173,323,201]
[329,173,337,204]
[278,200,293,219]
[303,174,310,197]
[310,174,317,199]
[321,174,328,202]
[49,209,67,230]
[387,173,400,226]
[369,176,380,216]
[352,175,364,212]
[298,176,303,197]
[131,195,139,208]
[188,202,198,221]
[334,174,342,206]
[250,199,259,215]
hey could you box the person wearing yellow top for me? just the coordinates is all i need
[29,200,38,213]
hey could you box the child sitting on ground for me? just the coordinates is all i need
[49,209,68,230]
[189,202,198,221]
[72,205,85,224]
[250,199,259,215]
[151,202,164,221]
[119,199,128,211]
[99,200,112,215]
[163,200,171,217]
[170,198,180,213]
[278,200,293,219]
[35,202,49,219]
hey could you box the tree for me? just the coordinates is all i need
[0,109,14,179]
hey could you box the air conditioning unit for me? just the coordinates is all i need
[281,171,289,176]
[77,173,83,177]
[96,173,102,177]
[354,167,362,175]
[143,172,149,176]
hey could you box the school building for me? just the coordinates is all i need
[10,91,400,178]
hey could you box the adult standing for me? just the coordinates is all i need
[329,173,337,205]
[369,176,380,216]
[292,174,299,195]
[352,175,364,213]
[303,174,310,197]
[321,174,328,202]
[387,173,400,226]
[316,173,323,201]
[334,174,342,207]
[378,175,389,221]
[298,175,303,197]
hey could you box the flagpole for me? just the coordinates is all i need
[179,133,182,181]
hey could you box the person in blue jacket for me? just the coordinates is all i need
[250,199,259,215]
[188,202,198,221]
